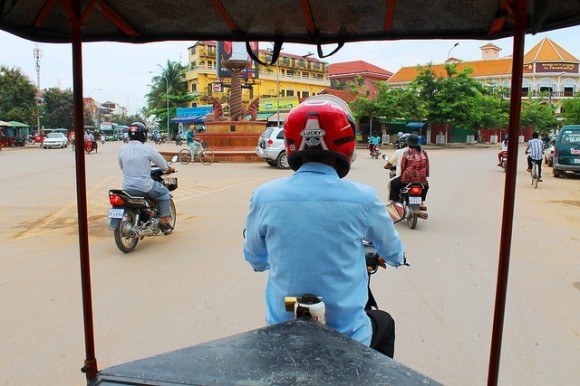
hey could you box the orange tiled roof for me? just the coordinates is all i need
[328,61,393,77]
[388,38,579,84]
[321,88,360,103]
[524,38,579,62]
[388,59,514,83]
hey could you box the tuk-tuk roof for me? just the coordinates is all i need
[1,1,578,45]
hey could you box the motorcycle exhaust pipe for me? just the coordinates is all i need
[418,212,429,220]
[131,226,156,238]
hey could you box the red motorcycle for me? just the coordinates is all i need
[500,151,508,172]
[84,138,97,154]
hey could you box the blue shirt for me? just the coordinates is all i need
[244,162,404,346]
[186,130,195,144]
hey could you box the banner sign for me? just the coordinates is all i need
[176,106,213,117]
[216,41,260,79]
[259,97,300,112]
[535,62,578,73]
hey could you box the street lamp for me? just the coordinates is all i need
[447,42,459,59]
[151,65,170,135]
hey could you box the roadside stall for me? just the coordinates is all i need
[1,1,579,385]
[6,121,30,147]
[0,119,9,147]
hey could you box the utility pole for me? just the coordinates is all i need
[33,44,42,135]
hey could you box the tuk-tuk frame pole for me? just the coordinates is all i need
[487,0,528,384]
[69,0,99,380]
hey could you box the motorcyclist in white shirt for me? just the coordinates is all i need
[118,122,175,233]
[384,134,409,201]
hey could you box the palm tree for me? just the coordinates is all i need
[146,60,188,132]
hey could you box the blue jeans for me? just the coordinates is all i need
[188,141,201,159]
[126,181,171,217]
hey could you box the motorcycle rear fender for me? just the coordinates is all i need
[109,218,121,230]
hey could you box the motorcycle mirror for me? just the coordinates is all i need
[382,154,388,161]
[171,155,178,163]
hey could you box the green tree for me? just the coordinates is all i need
[43,88,74,129]
[0,66,38,125]
[110,113,143,126]
[560,96,580,124]
[472,93,509,131]
[349,97,378,122]
[412,62,482,133]
[146,60,193,136]
[520,97,558,132]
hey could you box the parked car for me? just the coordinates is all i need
[553,125,580,178]
[42,132,69,149]
[256,126,289,169]
[544,140,555,167]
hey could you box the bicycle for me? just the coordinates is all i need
[178,139,215,165]
[530,159,541,189]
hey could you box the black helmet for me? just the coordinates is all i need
[398,133,410,147]
[406,134,420,146]
[129,121,147,143]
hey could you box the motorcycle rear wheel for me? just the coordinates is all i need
[407,210,418,229]
[114,210,139,253]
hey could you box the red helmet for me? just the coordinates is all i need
[284,95,356,178]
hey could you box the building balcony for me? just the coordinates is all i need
[184,65,218,80]
[258,71,330,87]
[522,90,577,98]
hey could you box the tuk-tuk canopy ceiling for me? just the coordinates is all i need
[0,0,579,48]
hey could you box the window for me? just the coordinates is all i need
[302,91,310,98]
[302,72,309,78]
[191,61,196,68]
[522,87,529,97]
[286,90,295,97]
[191,83,197,92]
[564,87,574,97]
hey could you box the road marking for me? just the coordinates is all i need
[173,177,267,203]
[15,176,115,239]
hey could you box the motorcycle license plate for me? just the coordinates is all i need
[107,208,125,219]
[409,196,422,205]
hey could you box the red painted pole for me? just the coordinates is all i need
[487,0,528,384]
[69,0,99,381]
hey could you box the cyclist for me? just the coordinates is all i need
[525,131,544,181]
[186,124,201,160]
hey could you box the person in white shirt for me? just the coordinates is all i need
[497,135,508,166]
[118,122,175,232]
[384,134,409,200]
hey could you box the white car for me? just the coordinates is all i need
[256,126,289,169]
[42,133,69,149]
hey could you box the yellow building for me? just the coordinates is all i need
[183,41,330,118]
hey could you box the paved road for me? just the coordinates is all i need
[1,142,578,385]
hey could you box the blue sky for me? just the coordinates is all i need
[1,25,579,115]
